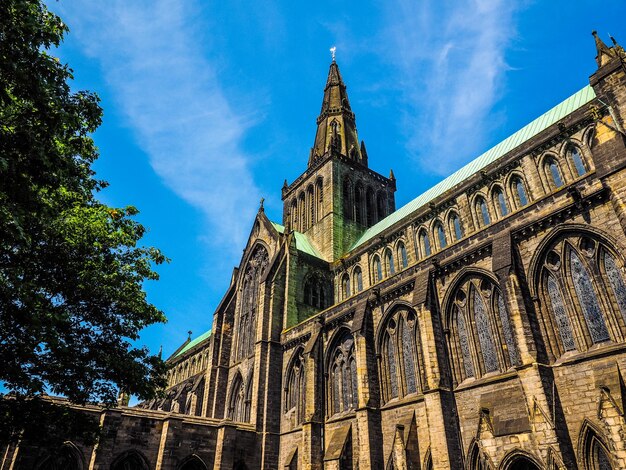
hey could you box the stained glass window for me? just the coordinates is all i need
[350,358,358,408]
[497,293,518,366]
[604,252,626,322]
[385,334,398,399]
[342,360,352,411]
[570,250,610,343]
[451,213,463,240]
[494,188,509,216]
[596,444,612,470]
[332,365,341,413]
[514,178,528,207]
[473,289,498,373]
[398,242,408,269]
[401,321,417,394]
[547,159,564,188]
[570,147,587,177]
[477,197,490,226]
[547,274,576,351]
[436,222,447,248]
[456,306,474,378]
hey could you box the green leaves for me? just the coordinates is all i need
[0,0,168,444]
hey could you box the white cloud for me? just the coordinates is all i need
[57,0,260,252]
[381,0,518,175]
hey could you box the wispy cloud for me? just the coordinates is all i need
[57,0,260,252]
[380,0,519,175]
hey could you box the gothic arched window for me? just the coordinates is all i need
[397,242,408,270]
[37,443,84,470]
[236,244,269,361]
[476,196,490,227]
[341,273,351,300]
[511,176,529,208]
[448,275,518,384]
[354,266,363,293]
[493,186,509,217]
[228,373,245,421]
[449,212,463,241]
[328,331,358,415]
[385,249,395,276]
[316,177,324,219]
[290,199,298,230]
[343,178,353,220]
[304,274,327,309]
[355,183,364,225]
[366,187,376,225]
[372,255,383,283]
[538,233,624,357]
[299,192,306,231]
[307,185,315,227]
[377,191,387,220]
[379,308,423,402]
[545,157,564,189]
[285,349,305,425]
[418,229,431,258]
[569,146,587,177]
[434,221,447,249]
[581,425,614,470]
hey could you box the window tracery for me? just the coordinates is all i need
[285,349,305,425]
[328,331,358,415]
[236,245,269,361]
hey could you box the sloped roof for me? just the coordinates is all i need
[173,329,212,359]
[271,222,324,259]
[351,85,597,250]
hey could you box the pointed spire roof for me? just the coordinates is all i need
[593,30,618,68]
[309,59,365,167]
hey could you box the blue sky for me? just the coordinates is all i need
[49,0,626,358]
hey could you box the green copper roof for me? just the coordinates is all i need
[271,222,324,259]
[174,329,212,358]
[351,85,596,250]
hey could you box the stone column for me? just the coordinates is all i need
[302,325,324,470]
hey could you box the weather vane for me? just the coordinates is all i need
[330,46,336,62]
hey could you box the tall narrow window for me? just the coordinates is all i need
[401,319,417,394]
[604,252,626,321]
[398,242,408,269]
[366,187,375,225]
[308,185,315,227]
[570,250,609,343]
[299,193,306,231]
[456,307,474,379]
[329,332,357,415]
[343,179,352,220]
[496,293,518,366]
[473,289,498,373]
[570,147,587,177]
[383,332,398,399]
[355,184,364,225]
[316,178,324,220]
[435,222,447,249]
[373,256,383,283]
[512,177,528,207]
[419,230,431,257]
[354,266,363,293]
[450,213,463,241]
[546,273,576,351]
[385,250,395,276]
[342,274,351,299]
[476,197,490,227]
[493,187,508,217]
[547,158,564,188]
[377,192,386,219]
[285,351,305,424]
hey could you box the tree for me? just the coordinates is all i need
[0,0,168,445]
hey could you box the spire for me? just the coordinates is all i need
[593,30,618,68]
[309,57,365,167]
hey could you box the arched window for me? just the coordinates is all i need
[328,331,358,415]
[179,455,209,470]
[307,185,315,227]
[372,255,383,283]
[304,274,326,309]
[341,273,351,299]
[366,187,376,225]
[569,146,587,177]
[418,229,431,258]
[468,442,491,470]
[379,308,423,402]
[493,186,509,217]
[298,192,306,231]
[343,178,353,220]
[316,178,324,219]
[236,245,269,361]
[476,196,490,227]
[111,450,150,470]
[397,242,408,269]
[285,349,305,425]
[228,373,245,421]
[37,443,84,470]
[511,176,529,208]
[354,266,363,293]
[448,275,518,384]
[290,199,298,230]
[449,212,463,241]
[434,221,447,249]
[354,183,364,225]
[385,249,395,276]
[545,157,564,189]
[538,234,624,357]
[377,191,387,220]
[581,424,614,470]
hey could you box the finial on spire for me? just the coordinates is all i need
[259,197,265,212]
[187,330,192,341]
[330,46,336,62]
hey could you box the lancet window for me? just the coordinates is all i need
[236,244,269,361]
[545,157,564,189]
[285,349,305,425]
[228,372,251,422]
[476,196,490,227]
[304,273,327,309]
[449,212,463,241]
[448,275,518,384]
[328,331,358,415]
[343,178,353,220]
[379,308,423,402]
[493,186,509,217]
[538,233,626,357]
[397,242,408,269]
[569,146,587,177]
[511,176,529,208]
[418,229,431,258]
[385,249,395,276]
[372,255,383,283]
[341,273,351,300]
[435,221,447,249]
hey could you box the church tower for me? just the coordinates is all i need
[282,57,396,260]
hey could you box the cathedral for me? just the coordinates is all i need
[6,32,626,470]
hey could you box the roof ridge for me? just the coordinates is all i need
[350,84,596,251]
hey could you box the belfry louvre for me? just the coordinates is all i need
[7,33,626,470]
